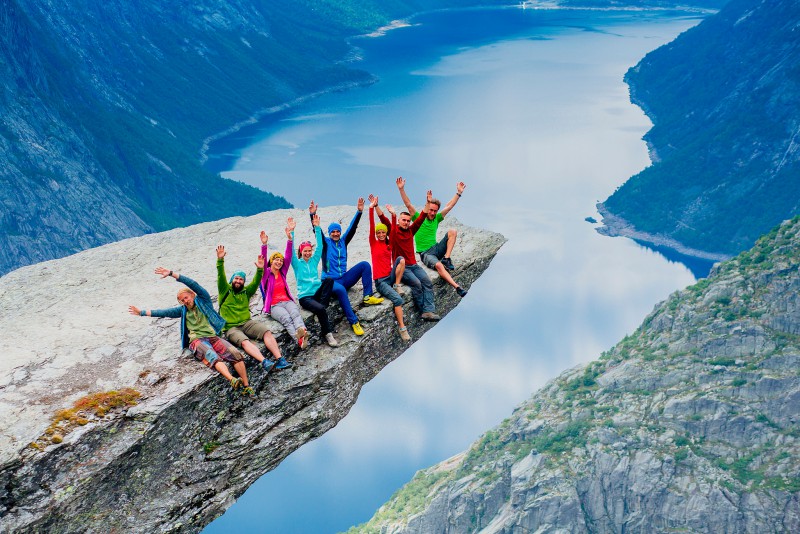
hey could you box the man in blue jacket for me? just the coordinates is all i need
[311,198,384,335]
[129,266,256,396]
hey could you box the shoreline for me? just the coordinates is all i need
[595,203,731,263]
[198,77,376,166]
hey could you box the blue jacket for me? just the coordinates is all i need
[317,210,361,280]
[147,274,226,349]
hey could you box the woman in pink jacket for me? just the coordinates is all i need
[260,218,309,349]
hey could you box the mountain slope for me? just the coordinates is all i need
[353,216,800,533]
[600,0,800,259]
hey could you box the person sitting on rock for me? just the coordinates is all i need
[397,177,468,298]
[260,219,308,351]
[375,189,439,322]
[291,211,339,347]
[311,199,384,336]
[216,243,291,372]
[129,267,256,396]
[367,194,410,341]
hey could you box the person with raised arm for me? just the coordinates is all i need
[259,219,307,354]
[129,267,255,396]
[216,243,290,372]
[311,198,384,336]
[367,194,410,341]
[397,177,468,298]
[380,184,440,321]
[291,208,338,347]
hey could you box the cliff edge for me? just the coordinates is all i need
[0,205,504,533]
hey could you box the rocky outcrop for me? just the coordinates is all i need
[352,217,800,533]
[0,205,504,533]
[600,0,800,259]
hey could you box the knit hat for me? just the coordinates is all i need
[229,271,246,284]
[374,223,388,234]
[328,222,342,234]
[269,252,284,265]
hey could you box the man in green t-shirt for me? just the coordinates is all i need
[217,242,291,372]
[397,177,468,298]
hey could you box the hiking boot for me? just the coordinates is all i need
[421,312,441,321]
[229,377,243,390]
[362,294,384,305]
[262,358,276,372]
[325,333,339,347]
[275,357,292,370]
[442,257,455,271]
[456,286,467,298]
[241,386,255,397]
[296,327,308,349]
[352,322,365,336]
[398,326,411,342]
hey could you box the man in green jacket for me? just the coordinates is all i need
[217,241,291,371]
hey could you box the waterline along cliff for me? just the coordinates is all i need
[599,0,800,260]
[0,206,504,533]
[352,216,800,533]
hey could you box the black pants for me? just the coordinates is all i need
[299,278,333,336]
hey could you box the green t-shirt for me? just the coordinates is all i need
[413,211,444,253]
[185,305,215,341]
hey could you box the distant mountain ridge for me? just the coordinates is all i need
[351,215,800,533]
[600,0,800,259]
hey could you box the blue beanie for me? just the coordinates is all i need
[328,222,342,234]
[229,271,246,284]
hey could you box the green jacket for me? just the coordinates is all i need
[217,258,264,330]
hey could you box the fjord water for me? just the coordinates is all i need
[204,8,704,533]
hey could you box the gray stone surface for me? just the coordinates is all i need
[354,218,800,534]
[0,205,504,533]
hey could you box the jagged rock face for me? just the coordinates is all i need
[353,217,800,533]
[0,205,504,533]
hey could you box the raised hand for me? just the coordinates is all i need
[357,197,365,212]
[385,203,396,215]
[426,189,433,203]
[216,245,226,259]
[287,217,296,232]
[309,200,318,215]
[260,231,268,245]
[255,254,265,269]
[368,194,379,208]
[128,305,141,316]
[396,176,405,189]
[456,181,466,194]
[312,213,320,227]
[154,267,172,279]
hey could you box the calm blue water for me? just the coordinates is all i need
[204,7,706,533]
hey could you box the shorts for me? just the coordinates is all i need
[224,320,271,347]
[189,336,243,368]
[419,235,450,269]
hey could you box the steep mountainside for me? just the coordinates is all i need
[600,0,800,259]
[352,216,800,533]
[0,205,504,533]
[2,0,518,276]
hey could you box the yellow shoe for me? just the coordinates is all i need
[362,294,384,305]
[352,322,364,336]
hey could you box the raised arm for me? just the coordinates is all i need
[282,218,295,274]
[156,266,211,301]
[245,252,265,297]
[396,176,416,214]
[343,197,364,246]
[216,245,229,295]
[439,181,466,218]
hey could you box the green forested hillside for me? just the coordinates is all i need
[602,0,800,257]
